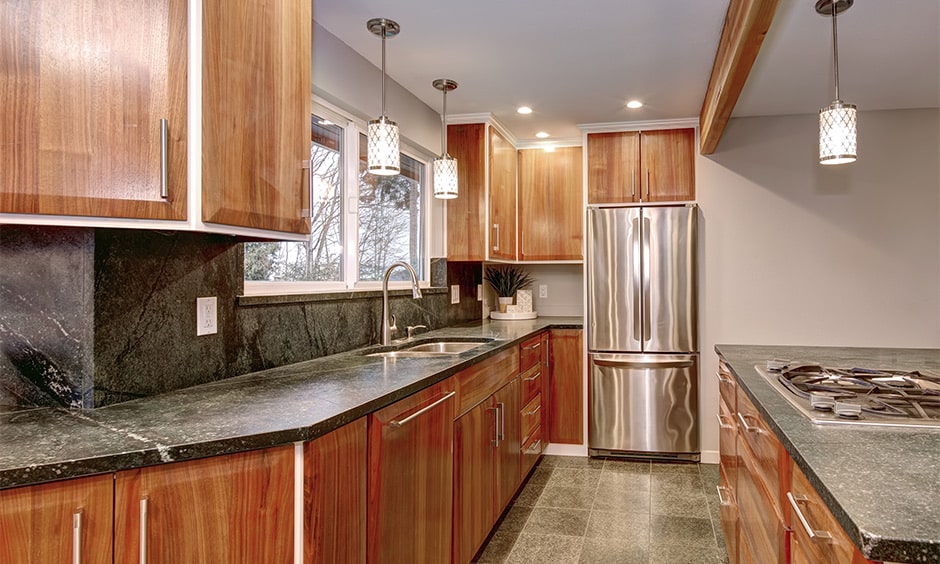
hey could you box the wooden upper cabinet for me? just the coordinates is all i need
[114,445,294,564]
[587,132,640,204]
[488,127,517,261]
[518,146,583,261]
[641,128,695,202]
[0,473,113,564]
[0,0,188,219]
[201,0,311,234]
[587,128,695,204]
[446,123,487,261]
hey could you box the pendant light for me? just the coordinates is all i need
[817,0,857,165]
[432,79,459,199]
[366,18,400,175]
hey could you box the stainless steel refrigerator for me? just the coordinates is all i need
[587,204,699,461]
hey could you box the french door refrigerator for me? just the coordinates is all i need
[587,204,699,461]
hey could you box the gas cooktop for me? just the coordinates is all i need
[754,363,940,429]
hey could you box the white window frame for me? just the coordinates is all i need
[243,98,433,296]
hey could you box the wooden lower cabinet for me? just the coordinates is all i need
[305,418,367,564]
[494,377,521,511]
[114,445,295,563]
[0,473,113,564]
[736,434,787,564]
[368,379,455,564]
[549,329,583,444]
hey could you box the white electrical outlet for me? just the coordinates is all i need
[477,284,483,301]
[539,284,548,299]
[196,297,218,336]
[450,285,460,304]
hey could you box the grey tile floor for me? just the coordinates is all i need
[473,455,729,564]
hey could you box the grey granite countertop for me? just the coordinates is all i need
[0,317,581,490]
[716,344,940,564]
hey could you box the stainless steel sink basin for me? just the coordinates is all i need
[364,338,492,359]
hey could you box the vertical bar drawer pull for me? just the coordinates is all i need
[140,497,148,564]
[72,510,82,564]
[389,391,456,428]
[492,224,500,251]
[787,492,833,542]
[159,119,169,199]
[716,486,733,506]
[488,406,499,446]
[497,402,505,440]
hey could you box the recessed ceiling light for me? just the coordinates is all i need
[626,100,643,109]
[535,131,550,138]
[517,106,533,115]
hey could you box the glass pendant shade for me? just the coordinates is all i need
[433,155,458,199]
[819,101,857,165]
[367,116,400,175]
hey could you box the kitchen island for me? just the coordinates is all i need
[716,344,940,564]
[0,317,581,489]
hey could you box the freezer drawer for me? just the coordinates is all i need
[589,353,699,459]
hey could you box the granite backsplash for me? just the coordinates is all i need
[0,225,482,410]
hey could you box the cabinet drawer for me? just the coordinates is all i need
[736,435,787,564]
[455,348,519,417]
[718,464,738,564]
[521,425,543,477]
[717,360,736,412]
[520,334,543,372]
[788,461,862,564]
[718,395,738,490]
[521,363,542,404]
[521,394,542,441]
[736,386,785,506]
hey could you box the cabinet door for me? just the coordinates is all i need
[201,0,311,234]
[488,126,517,260]
[549,329,584,444]
[0,0,187,220]
[368,380,455,564]
[446,123,487,261]
[540,331,551,437]
[305,418,367,564]
[453,400,498,564]
[517,146,583,261]
[0,473,112,564]
[639,128,695,202]
[114,446,294,564]
[494,377,521,512]
[586,132,640,204]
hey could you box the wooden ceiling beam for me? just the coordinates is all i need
[699,0,780,155]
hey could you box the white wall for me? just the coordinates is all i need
[696,108,940,456]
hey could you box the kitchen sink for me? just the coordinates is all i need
[364,338,492,359]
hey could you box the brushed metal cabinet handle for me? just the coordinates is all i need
[492,223,500,251]
[716,413,733,430]
[140,497,148,564]
[716,370,735,385]
[716,485,733,506]
[497,402,505,441]
[526,439,542,455]
[524,405,541,417]
[736,412,761,434]
[787,492,834,542]
[72,510,82,564]
[389,391,456,428]
[646,168,650,200]
[523,342,541,351]
[523,372,540,382]
[159,119,169,199]
[631,167,635,199]
[488,406,499,446]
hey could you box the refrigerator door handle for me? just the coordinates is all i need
[642,216,652,341]
[592,357,694,369]
[631,216,642,337]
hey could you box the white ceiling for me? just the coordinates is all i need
[313,0,940,144]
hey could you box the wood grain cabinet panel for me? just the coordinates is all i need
[587,131,640,204]
[305,418,367,564]
[201,0,311,234]
[0,473,113,564]
[368,380,455,564]
[488,127,517,260]
[453,396,499,564]
[446,123,487,261]
[0,0,188,219]
[517,146,583,261]
[114,445,295,564]
[640,128,695,202]
[494,377,521,512]
[549,329,583,445]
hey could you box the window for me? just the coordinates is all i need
[244,108,428,293]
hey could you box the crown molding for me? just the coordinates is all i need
[578,117,699,133]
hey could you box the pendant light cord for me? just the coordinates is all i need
[381,25,387,116]
[832,2,840,101]
[441,89,448,155]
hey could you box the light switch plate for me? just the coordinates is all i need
[196,297,218,336]
[539,284,548,299]
[451,285,460,304]
[477,284,483,301]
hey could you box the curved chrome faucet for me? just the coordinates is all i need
[382,261,423,345]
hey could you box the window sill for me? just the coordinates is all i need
[237,286,447,307]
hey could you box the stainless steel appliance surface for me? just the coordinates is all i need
[755,363,940,429]
[587,204,699,461]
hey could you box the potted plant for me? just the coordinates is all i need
[484,265,534,313]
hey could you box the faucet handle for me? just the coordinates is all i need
[407,325,428,338]
[389,314,398,334]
